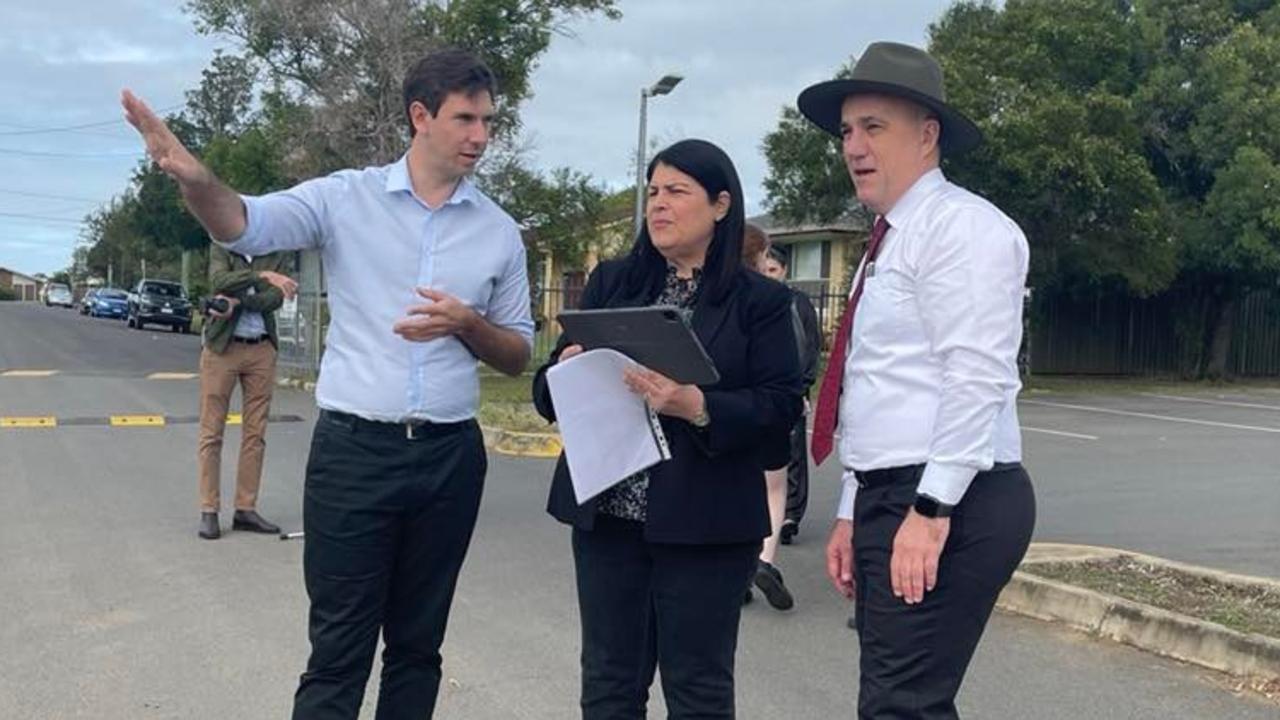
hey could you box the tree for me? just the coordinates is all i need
[760,60,861,227]
[1134,1,1280,376]
[478,147,609,272]
[928,0,1178,297]
[186,0,621,175]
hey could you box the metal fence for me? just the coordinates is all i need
[1030,287,1280,377]
[276,252,1280,380]
[275,251,326,379]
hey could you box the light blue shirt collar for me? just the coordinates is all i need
[384,154,479,208]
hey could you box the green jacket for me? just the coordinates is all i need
[203,246,291,355]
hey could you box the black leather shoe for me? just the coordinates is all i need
[754,560,795,611]
[779,520,799,545]
[232,510,280,534]
[198,512,220,540]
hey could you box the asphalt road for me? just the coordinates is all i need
[1,302,1277,719]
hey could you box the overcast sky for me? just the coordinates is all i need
[0,0,957,276]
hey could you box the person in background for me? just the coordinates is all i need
[195,245,297,540]
[740,222,799,610]
[759,244,820,545]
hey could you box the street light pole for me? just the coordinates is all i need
[633,88,650,239]
[632,74,683,238]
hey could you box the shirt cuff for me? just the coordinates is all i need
[219,195,261,252]
[916,461,980,506]
[836,470,858,520]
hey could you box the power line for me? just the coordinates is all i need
[0,188,105,203]
[0,211,85,225]
[0,104,183,137]
[0,147,144,159]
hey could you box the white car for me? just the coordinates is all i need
[43,283,74,308]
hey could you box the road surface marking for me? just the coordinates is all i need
[0,416,57,428]
[1022,400,1280,434]
[146,372,198,380]
[1,370,58,377]
[1022,426,1098,440]
[109,415,166,427]
[0,414,303,431]
[1139,392,1280,411]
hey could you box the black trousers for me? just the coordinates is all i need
[572,516,759,720]
[783,411,809,524]
[852,463,1035,720]
[291,410,487,720]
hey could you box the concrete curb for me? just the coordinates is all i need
[275,376,564,459]
[999,544,1280,681]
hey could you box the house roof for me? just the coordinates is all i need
[0,266,40,283]
[747,211,869,237]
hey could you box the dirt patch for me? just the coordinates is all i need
[1024,555,1280,638]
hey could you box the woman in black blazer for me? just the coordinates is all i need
[532,139,803,719]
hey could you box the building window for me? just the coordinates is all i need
[791,241,826,280]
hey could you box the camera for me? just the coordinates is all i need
[200,297,231,315]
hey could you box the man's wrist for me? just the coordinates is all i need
[456,307,483,338]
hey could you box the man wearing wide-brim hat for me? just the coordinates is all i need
[801,41,1037,719]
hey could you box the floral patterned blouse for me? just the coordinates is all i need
[595,265,701,522]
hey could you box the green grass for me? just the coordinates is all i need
[478,372,552,433]
[1024,556,1280,638]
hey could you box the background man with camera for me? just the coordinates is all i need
[196,244,297,540]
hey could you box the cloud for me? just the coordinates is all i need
[0,0,225,274]
[0,0,961,273]
[517,0,958,213]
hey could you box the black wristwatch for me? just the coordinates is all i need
[913,493,955,519]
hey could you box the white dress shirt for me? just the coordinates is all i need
[224,156,534,423]
[836,168,1027,519]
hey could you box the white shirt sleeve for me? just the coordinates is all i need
[836,469,859,520]
[914,207,1026,506]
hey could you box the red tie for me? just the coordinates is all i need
[810,216,890,465]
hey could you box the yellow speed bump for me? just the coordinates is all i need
[226,413,242,426]
[0,416,57,428]
[110,415,166,428]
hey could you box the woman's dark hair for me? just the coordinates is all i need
[402,48,497,137]
[623,139,745,305]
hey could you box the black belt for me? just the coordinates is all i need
[319,409,471,440]
[854,462,1022,490]
[231,334,271,345]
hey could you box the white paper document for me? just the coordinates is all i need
[545,348,672,504]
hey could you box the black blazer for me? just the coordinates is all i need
[532,258,804,545]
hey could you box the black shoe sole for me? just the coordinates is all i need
[754,568,795,611]
[198,529,221,540]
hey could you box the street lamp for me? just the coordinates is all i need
[634,73,684,237]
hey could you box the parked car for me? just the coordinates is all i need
[42,283,74,308]
[127,279,192,333]
[88,288,129,319]
[78,289,98,314]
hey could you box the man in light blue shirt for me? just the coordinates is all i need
[124,48,532,719]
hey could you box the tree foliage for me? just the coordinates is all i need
[186,0,620,175]
[760,0,1280,376]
